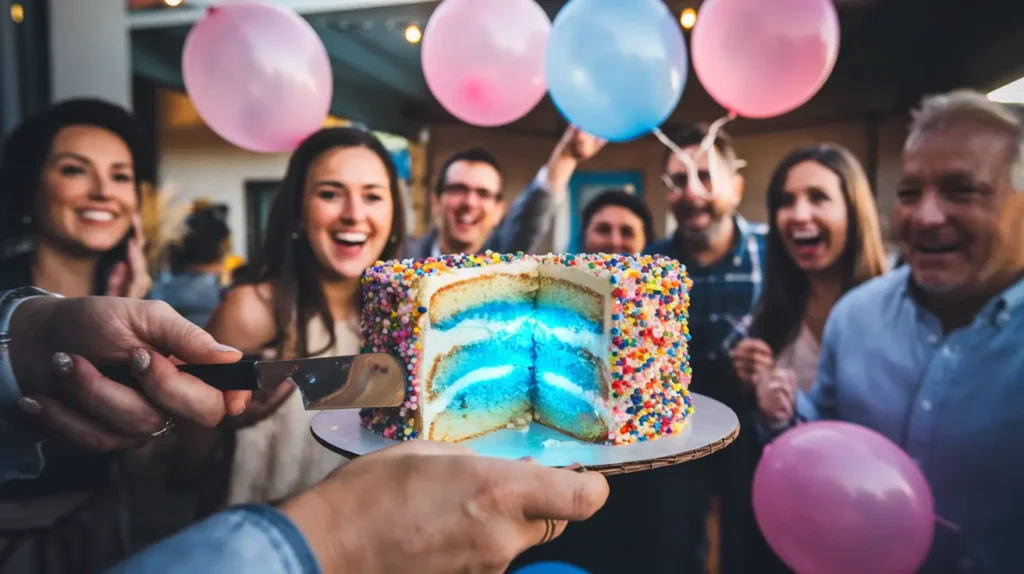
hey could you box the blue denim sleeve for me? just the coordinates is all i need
[107,504,322,574]
[1,290,46,484]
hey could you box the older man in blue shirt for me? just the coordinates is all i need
[760,90,1024,573]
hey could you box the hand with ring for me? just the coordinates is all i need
[9,296,250,453]
[281,440,609,573]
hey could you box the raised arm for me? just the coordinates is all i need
[487,127,606,254]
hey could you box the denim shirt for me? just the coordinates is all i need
[796,266,1024,573]
[108,504,321,574]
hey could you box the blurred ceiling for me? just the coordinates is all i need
[129,0,1024,139]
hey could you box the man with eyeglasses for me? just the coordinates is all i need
[404,147,539,258]
[405,130,606,259]
[642,123,769,574]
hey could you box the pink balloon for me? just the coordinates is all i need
[753,421,935,574]
[421,0,550,127]
[691,0,840,118]
[182,1,333,153]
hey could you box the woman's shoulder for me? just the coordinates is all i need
[207,281,277,351]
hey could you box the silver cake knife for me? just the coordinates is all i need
[99,353,407,410]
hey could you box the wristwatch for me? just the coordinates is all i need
[1,287,63,408]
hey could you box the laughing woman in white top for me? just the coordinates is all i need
[730,144,888,417]
[195,127,406,506]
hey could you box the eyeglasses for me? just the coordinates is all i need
[662,171,713,192]
[442,183,502,202]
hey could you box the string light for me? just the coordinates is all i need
[680,8,696,30]
[405,23,422,44]
[164,0,184,7]
[10,3,24,23]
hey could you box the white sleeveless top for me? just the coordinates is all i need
[774,323,822,393]
[226,318,357,505]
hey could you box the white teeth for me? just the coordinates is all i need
[334,232,368,243]
[80,210,115,222]
[792,230,820,240]
[456,215,477,225]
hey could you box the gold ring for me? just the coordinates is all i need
[151,417,175,437]
[540,518,558,545]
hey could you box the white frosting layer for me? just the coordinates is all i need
[423,365,516,421]
[538,371,615,428]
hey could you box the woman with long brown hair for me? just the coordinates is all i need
[731,143,887,409]
[200,127,405,506]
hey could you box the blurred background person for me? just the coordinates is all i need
[579,188,654,254]
[150,203,232,327]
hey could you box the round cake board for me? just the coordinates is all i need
[310,393,739,476]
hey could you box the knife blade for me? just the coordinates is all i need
[98,353,407,410]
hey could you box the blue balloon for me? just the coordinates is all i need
[513,562,591,574]
[546,0,689,142]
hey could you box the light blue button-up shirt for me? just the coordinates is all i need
[797,265,1024,573]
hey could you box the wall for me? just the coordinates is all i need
[49,0,131,106]
[157,89,292,259]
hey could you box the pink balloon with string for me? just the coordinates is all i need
[421,0,551,127]
[691,0,840,118]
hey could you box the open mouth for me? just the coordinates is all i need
[790,230,825,250]
[77,209,117,223]
[914,241,962,255]
[333,231,368,248]
[454,213,481,227]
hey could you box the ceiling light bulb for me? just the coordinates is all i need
[405,23,422,44]
[680,8,697,30]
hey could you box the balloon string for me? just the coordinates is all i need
[935,515,961,532]
[651,112,742,201]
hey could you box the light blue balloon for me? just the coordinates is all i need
[546,0,689,142]
[513,562,591,574]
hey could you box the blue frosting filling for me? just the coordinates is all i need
[429,337,533,396]
[429,301,606,427]
[534,339,603,395]
[431,301,600,334]
[443,366,533,413]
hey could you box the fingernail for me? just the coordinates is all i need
[518,456,536,462]
[566,462,586,472]
[18,397,42,415]
[211,343,240,353]
[130,348,151,375]
[230,400,248,417]
[52,352,74,375]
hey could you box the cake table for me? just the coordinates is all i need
[311,393,739,476]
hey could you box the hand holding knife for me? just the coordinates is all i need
[100,353,407,410]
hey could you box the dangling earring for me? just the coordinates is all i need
[389,235,398,245]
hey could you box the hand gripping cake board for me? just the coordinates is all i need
[358,252,694,446]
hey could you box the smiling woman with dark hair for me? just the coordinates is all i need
[198,126,407,509]
[0,97,155,574]
[731,143,888,395]
[0,98,153,298]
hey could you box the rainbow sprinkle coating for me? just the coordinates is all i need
[359,252,693,445]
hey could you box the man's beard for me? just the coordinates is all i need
[677,213,730,251]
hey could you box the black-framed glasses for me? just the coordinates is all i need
[442,183,502,202]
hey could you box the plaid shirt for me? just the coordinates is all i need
[646,215,767,405]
